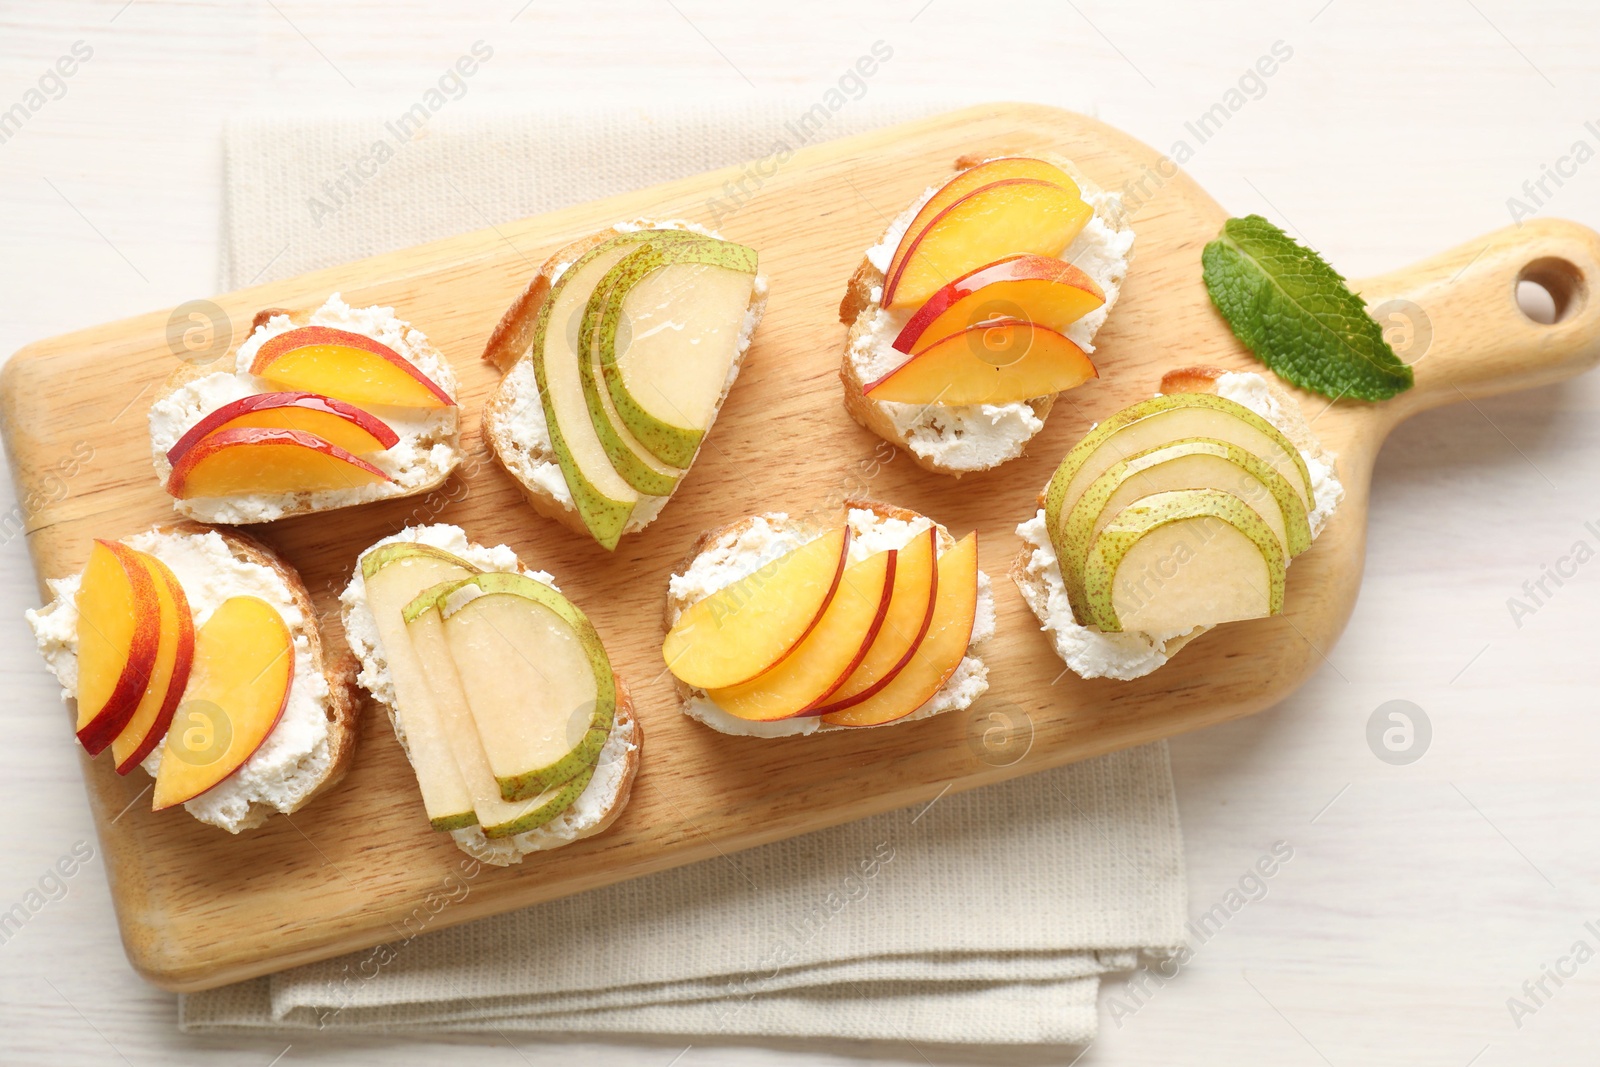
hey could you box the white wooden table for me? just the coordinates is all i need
[3,1,1597,1062]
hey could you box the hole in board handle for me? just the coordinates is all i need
[1516,258,1584,325]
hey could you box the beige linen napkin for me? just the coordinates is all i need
[183,103,1187,1045]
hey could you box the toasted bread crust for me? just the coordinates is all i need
[480,223,766,544]
[1159,365,1227,395]
[152,303,461,525]
[153,521,360,829]
[838,258,881,328]
[480,232,615,375]
[482,275,550,376]
[251,307,296,333]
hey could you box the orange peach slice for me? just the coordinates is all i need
[165,427,391,499]
[865,319,1098,406]
[111,551,196,774]
[166,392,399,462]
[706,547,896,721]
[810,527,939,715]
[883,157,1082,296]
[249,325,454,408]
[822,533,979,728]
[75,540,162,755]
[664,526,850,690]
[153,595,293,811]
[883,179,1093,309]
[893,255,1105,355]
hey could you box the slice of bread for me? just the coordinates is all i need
[664,499,996,737]
[839,152,1135,476]
[481,220,769,542]
[340,523,640,866]
[1010,367,1344,681]
[148,294,463,525]
[25,522,360,832]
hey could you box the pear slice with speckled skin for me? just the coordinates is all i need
[1081,489,1285,634]
[1055,437,1310,620]
[362,543,481,831]
[1043,394,1315,550]
[403,587,601,837]
[576,234,720,496]
[594,238,758,469]
[404,572,614,802]
[530,229,705,549]
[479,763,595,838]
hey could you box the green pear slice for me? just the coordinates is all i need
[1083,489,1286,634]
[405,571,614,802]
[360,543,482,831]
[485,763,594,838]
[596,239,758,469]
[1055,437,1311,619]
[405,600,596,837]
[367,543,591,835]
[530,229,706,549]
[1044,394,1315,548]
[576,239,713,496]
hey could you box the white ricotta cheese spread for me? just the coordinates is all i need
[26,528,334,832]
[148,293,462,524]
[671,507,996,737]
[849,158,1136,472]
[1013,370,1346,681]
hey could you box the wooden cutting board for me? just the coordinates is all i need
[5,103,1599,992]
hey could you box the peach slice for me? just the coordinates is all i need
[864,319,1098,406]
[110,551,195,774]
[663,527,850,690]
[706,547,896,721]
[153,595,293,811]
[249,325,454,408]
[882,157,1082,296]
[883,179,1093,309]
[75,541,163,755]
[165,427,391,499]
[165,392,399,463]
[893,255,1105,355]
[810,527,939,716]
[822,533,979,729]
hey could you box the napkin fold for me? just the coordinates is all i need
[185,101,1187,1046]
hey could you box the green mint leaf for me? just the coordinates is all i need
[1201,214,1414,402]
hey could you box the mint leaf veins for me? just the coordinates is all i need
[1201,214,1413,402]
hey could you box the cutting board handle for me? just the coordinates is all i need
[1355,217,1600,422]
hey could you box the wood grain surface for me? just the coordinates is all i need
[4,103,1598,993]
